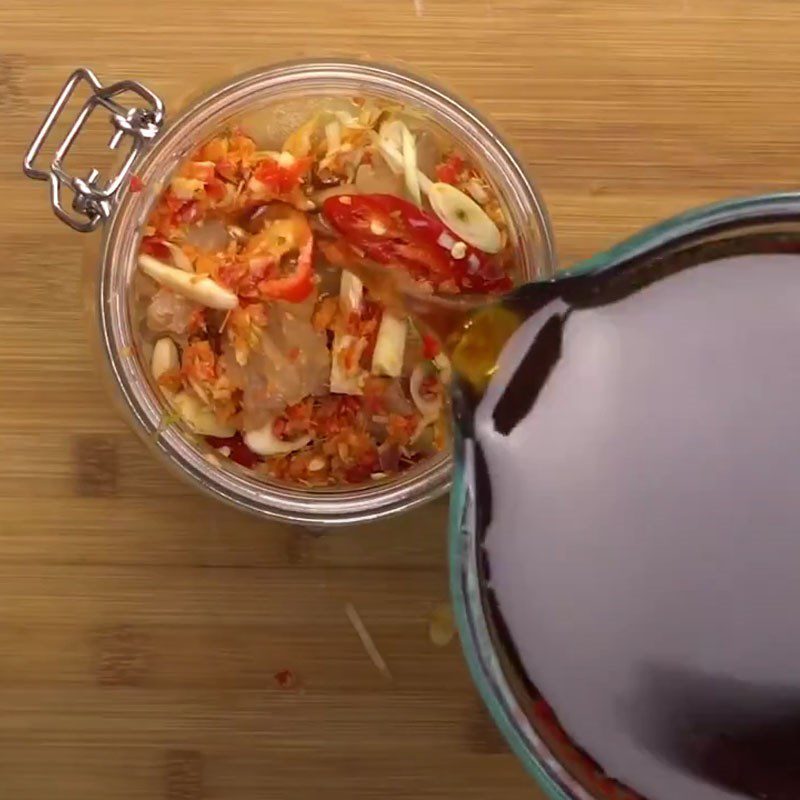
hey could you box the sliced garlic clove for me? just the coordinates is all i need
[151,337,179,381]
[371,311,407,378]
[465,177,490,205]
[432,352,453,385]
[244,417,311,456]
[330,334,367,395]
[339,270,363,316]
[163,241,194,272]
[428,182,502,254]
[330,271,368,394]
[410,362,443,422]
[138,255,238,310]
[171,392,237,438]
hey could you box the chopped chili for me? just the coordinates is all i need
[135,96,517,487]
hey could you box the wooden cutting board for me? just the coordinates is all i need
[3,2,800,798]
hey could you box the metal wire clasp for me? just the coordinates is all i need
[23,67,165,232]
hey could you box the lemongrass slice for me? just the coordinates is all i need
[375,134,433,195]
[401,124,422,206]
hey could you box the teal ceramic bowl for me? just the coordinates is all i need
[448,191,800,800]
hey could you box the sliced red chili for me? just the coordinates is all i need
[140,235,171,260]
[187,308,208,336]
[258,235,315,303]
[435,154,464,185]
[253,156,311,194]
[321,194,511,294]
[129,174,144,193]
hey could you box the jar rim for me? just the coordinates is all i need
[97,57,556,526]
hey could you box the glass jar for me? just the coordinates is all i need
[24,59,555,527]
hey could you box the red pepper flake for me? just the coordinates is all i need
[344,464,373,484]
[187,307,207,336]
[140,235,171,260]
[435,154,464,185]
[272,416,288,439]
[422,333,441,360]
[215,160,237,182]
[254,155,312,194]
[205,177,227,203]
[176,200,200,224]
[274,669,297,689]
[206,433,262,469]
[129,174,144,193]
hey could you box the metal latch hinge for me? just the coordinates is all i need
[23,67,165,232]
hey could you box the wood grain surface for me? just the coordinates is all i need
[3,2,800,798]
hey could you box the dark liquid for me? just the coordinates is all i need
[455,232,800,800]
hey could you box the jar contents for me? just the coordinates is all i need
[456,240,800,800]
[133,96,516,486]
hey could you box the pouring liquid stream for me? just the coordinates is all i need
[328,222,800,800]
[320,238,528,395]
